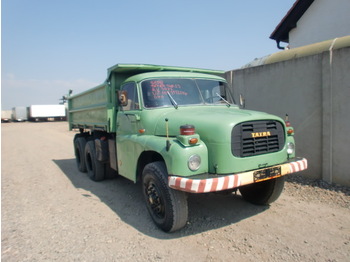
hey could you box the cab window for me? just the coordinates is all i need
[120,82,139,110]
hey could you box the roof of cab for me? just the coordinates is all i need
[123,71,226,83]
[107,63,226,80]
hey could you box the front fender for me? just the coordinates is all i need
[141,135,208,177]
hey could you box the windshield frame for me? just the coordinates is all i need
[140,78,235,109]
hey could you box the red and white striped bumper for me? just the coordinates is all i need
[168,158,307,193]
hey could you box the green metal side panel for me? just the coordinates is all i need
[68,83,114,131]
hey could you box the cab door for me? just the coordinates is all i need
[116,82,141,181]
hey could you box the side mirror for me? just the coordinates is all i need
[118,91,128,107]
[239,94,245,109]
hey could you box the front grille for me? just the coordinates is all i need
[231,120,285,157]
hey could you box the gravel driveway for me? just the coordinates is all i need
[2,122,349,261]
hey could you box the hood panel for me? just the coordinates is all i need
[153,106,283,142]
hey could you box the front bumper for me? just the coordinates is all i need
[168,158,307,193]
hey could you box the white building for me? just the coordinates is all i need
[270,0,350,49]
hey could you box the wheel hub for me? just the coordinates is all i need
[146,183,163,217]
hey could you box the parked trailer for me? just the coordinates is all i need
[12,107,27,122]
[28,105,66,121]
[1,110,12,122]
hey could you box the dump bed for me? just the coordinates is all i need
[68,83,114,131]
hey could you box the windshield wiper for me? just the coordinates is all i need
[167,91,178,109]
[216,93,231,107]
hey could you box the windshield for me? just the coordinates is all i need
[141,78,234,108]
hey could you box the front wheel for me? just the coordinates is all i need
[239,176,285,205]
[142,162,188,232]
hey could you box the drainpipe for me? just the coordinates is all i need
[276,40,287,50]
[322,38,338,184]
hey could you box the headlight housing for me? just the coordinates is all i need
[287,142,295,155]
[188,154,201,171]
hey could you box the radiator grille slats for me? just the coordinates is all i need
[231,120,285,157]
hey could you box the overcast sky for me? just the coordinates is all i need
[2,0,295,110]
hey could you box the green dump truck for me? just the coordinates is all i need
[68,64,307,232]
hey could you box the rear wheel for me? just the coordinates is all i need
[84,140,105,181]
[142,161,188,232]
[239,176,285,205]
[74,136,87,172]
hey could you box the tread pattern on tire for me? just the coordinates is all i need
[74,136,87,173]
[85,140,105,181]
[142,161,188,232]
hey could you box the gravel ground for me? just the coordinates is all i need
[2,122,349,262]
[285,175,350,209]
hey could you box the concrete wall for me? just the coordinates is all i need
[289,0,350,48]
[226,46,350,186]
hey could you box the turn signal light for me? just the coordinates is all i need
[287,129,294,135]
[189,138,198,144]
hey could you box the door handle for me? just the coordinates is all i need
[124,113,141,121]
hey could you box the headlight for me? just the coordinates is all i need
[287,142,295,155]
[188,154,201,171]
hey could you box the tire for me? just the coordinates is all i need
[84,140,105,181]
[74,136,87,173]
[142,162,188,232]
[239,176,285,205]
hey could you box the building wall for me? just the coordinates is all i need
[226,46,350,186]
[289,0,350,48]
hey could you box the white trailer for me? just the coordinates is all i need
[1,110,12,122]
[12,107,27,122]
[28,105,66,121]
